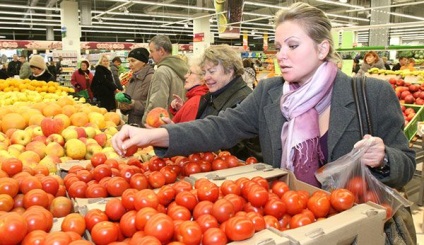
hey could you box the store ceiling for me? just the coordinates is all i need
[0,0,423,50]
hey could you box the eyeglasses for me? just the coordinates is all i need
[187,70,202,76]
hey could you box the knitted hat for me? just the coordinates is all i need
[29,55,46,70]
[128,48,149,63]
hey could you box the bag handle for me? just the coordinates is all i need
[351,76,373,137]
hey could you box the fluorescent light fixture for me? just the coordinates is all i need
[339,0,348,2]
[244,1,288,10]
[0,36,5,38]
[315,0,364,9]
[125,39,134,42]
[389,12,424,21]
[326,13,369,22]
[0,4,58,11]
[346,1,424,12]
[0,11,60,18]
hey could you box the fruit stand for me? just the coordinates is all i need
[0,77,390,244]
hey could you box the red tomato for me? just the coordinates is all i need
[346,176,367,197]
[198,160,212,173]
[247,185,269,207]
[67,181,88,198]
[21,230,47,245]
[282,190,306,215]
[167,205,192,221]
[91,221,120,245]
[212,158,229,171]
[381,203,393,219]
[279,214,291,231]
[104,159,120,169]
[193,200,213,220]
[183,162,202,176]
[0,212,28,244]
[330,189,355,212]
[243,201,264,215]
[264,198,286,219]
[196,214,219,232]
[201,152,216,162]
[148,171,166,189]
[157,185,176,206]
[85,183,108,198]
[202,227,227,245]
[0,194,14,212]
[218,151,231,158]
[134,235,161,245]
[225,216,255,241]
[251,176,269,190]
[263,215,281,229]
[220,180,241,196]
[212,198,235,223]
[68,165,85,174]
[172,180,193,194]
[159,166,178,184]
[363,190,380,204]
[144,213,174,244]
[307,193,330,218]
[92,165,112,183]
[175,191,198,211]
[297,190,310,208]
[134,189,159,210]
[120,166,140,183]
[43,231,72,245]
[40,176,60,196]
[271,180,290,198]
[61,213,86,236]
[50,196,73,218]
[22,207,52,232]
[148,156,166,171]
[224,155,240,168]
[245,156,258,165]
[106,177,130,197]
[223,193,246,213]
[23,188,49,209]
[175,220,202,245]
[120,188,138,211]
[196,182,219,202]
[20,176,42,194]
[84,209,108,231]
[105,198,126,221]
[91,152,108,167]
[119,210,137,238]
[76,169,93,183]
[0,177,19,197]
[289,213,313,229]
[1,158,23,177]
[129,173,148,190]
[135,207,158,230]
[246,211,266,232]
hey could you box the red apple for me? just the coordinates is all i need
[404,95,415,104]
[75,127,87,139]
[41,117,65,137]
[94,133,107,147]
[146,107,170,128]
[416,98,424,105]
[409,84,419,92]
[396,79,405,86]
[400,91,411,100]
[388,78,397,85]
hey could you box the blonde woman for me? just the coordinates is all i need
[91,54,118,111]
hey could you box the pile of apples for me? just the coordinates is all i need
[389,77,424,105]
[401,105,417,126]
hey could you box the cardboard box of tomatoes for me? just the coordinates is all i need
[188,163,386,245]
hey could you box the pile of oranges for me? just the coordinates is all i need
[0,78,74,94]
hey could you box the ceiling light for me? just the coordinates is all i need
[339,0,348,3]
[125,39,134,42]
[0,36,5,39]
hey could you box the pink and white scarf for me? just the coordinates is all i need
[280,62,338,186]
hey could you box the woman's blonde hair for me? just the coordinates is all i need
[96,54,110,67]
[200,44,244,76]
[274,2,337,63]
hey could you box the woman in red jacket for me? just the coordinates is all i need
[70,60,94,100]
[170,58,208,123]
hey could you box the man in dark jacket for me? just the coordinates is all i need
[392,56,408,71]
[7,54,21,77]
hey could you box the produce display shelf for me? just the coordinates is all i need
[404,104,424,141]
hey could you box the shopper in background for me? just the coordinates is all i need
[56,56,63,77]
[402,58,415,71]
[19,55,31,79]
[47,61,58,81]
[169,56,209,123]
[7,54,21,77]
[242,58,257,89]
[351,56,360,74]
[382,56,391,70]
[392,56,408,71]
[118,47,155,125]
[28,55,54,82]
[113,0,415,195]
[141,35,188,125]
[111,56,124,91]
[91,54,118,111]
[71,60,94,101]
[356,51,385,76]
[0,63,9,79]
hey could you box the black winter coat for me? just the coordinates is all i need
[91,65,118,111]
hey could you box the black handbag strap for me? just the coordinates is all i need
[351,76,373,137]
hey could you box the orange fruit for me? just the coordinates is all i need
[57,97,75,107]
[1,113,26,133]
[62,105,77,117]
[28,114,45,126]
[42,103,62,117]
[104,112,121,126]
[70,112,89,127]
